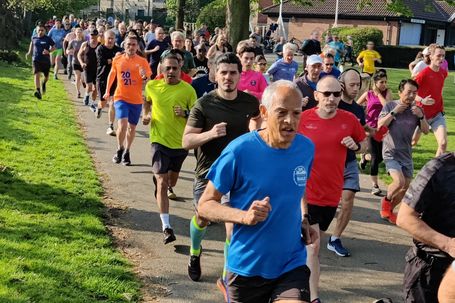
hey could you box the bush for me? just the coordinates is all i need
[0,50,22,65]
[196,0,226,31]
[323,27,383,58]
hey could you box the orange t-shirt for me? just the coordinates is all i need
[108,54,152,104]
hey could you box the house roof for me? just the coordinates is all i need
[261,0,453,23]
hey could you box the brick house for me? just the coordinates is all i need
[261,0,455,46]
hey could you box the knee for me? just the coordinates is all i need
[155,176,169,189]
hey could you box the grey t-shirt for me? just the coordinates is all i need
[379,100,419,164]
[68,39,84,65]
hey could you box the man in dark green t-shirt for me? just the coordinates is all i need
[182,53,260,290]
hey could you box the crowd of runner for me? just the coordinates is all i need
[27,14,454,303]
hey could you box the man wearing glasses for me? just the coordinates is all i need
[319,53,340,78]
[298,76,366,303]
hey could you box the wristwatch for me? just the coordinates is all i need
[390,111,396,116]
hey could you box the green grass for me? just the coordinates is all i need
[0,62,140,302]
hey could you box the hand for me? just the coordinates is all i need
[393,103,409,114]
[341,136,359,151]
[81,63,87,70]
[152,45,160,52]
[421,95,435,106]
[139,66,147,79]
[142,114,151,125]
[173,105,185,117]
[411,105,424,119]
[445,238,455,258]
[369,128,377,136]
[302,96,309,107]
[241,197,272,225]
[210,122,227,139]
[42,49,50,55]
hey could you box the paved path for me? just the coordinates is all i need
[63,77,412,303]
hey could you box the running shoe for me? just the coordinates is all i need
[168,187,177,200]
[106,126,116,136]
[89,103,97,112]
[371,185,382,196]
[112,148,124,164]
[54,73,58,80]
[96,108,102,119]
[83,95,90,106]
[311,299,322,303]
[34,90,42,100]
[359,154,367,170]
[188,248,202,281]
[327,238,351,257]
[216,277,228,302]
[163,228,176,244]
[42,81,46,94]
[121,151,131,166]
[380,197,397,224]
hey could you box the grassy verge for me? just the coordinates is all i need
[0,62,140,302]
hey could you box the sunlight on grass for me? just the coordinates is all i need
[0,62,140,302]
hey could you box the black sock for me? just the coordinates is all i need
[109,123,113,128]
[36,88,41,92]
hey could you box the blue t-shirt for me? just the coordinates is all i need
[320,67,341,79]
[327,41,345,63]
[31,35,55,62]
[48,28,66,49]
[266,59,298,82]
[207,131,314,279]
[191,74,216,98]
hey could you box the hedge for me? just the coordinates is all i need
[322,26,383,56]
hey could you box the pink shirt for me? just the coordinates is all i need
[238,70,268,102]
[366,90,386,128]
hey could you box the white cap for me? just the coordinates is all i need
[307,54,323,66]
[422,47,430,55]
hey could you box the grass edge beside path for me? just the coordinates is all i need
[0,62,141,303]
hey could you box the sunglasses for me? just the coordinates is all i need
[325,63,334,66]
[317,91,342,97]
[258,63,267,66]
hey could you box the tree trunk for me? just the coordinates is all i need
[226,0,250,49]
[176,0,185,30]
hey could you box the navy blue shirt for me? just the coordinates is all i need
[338,100,366,162]
[191,74,216,98]
[146,39,170,65]
[32,35,55,62]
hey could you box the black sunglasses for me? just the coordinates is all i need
[317,91,341,97]
[325,63,334,66]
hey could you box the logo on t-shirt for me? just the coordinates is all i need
[293,166,308,187]
[250,80,257,86]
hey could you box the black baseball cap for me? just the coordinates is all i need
[90,29,99,36]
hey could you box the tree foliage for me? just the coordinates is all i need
[7,0,97,15]
[196,0,226,29]
[166,0,217,23]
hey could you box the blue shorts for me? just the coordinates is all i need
[114,100,142,125]
[343,159,360,192]
[427,112,446,131]
[384,158,413,178]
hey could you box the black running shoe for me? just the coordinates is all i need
[188,248,202,281]
[83,95,90,106]
[34,90,42,100]
[163,228,176,244]
[121,151,131,166]
[96,108,102,119]
[90,103,97,113]
[42,81,46,94]
[112,148,124,164]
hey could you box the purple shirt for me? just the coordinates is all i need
[366,90,386,128]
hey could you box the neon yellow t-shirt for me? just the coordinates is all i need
[358,50,381,74]
[145,79,197,149]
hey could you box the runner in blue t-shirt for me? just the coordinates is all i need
[48,19,66,79]
[26,24,56,100]
[198,80,317,303]
[266,43,299,82]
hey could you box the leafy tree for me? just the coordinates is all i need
[196,0,226,30]
[166,0,216,23]
[7,0,97,16]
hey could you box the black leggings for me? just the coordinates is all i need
[370,136,383,176]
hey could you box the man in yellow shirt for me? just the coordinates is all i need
[357,41,382,76]
[143,52,197,244]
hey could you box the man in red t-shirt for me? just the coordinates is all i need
[414,44,448,156]
[298,76,366,303]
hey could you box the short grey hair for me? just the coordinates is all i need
[262,80,303,110]
[283,43,296,54]
[171,30,185,41]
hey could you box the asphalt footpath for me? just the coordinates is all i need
[62,74,411,303]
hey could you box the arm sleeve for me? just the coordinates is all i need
[187,100,205,128]
[142,59,152,78]
[266,62,278,75]
[378,102,393,119]
[351,116,367,142]
[206,149,237,195]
